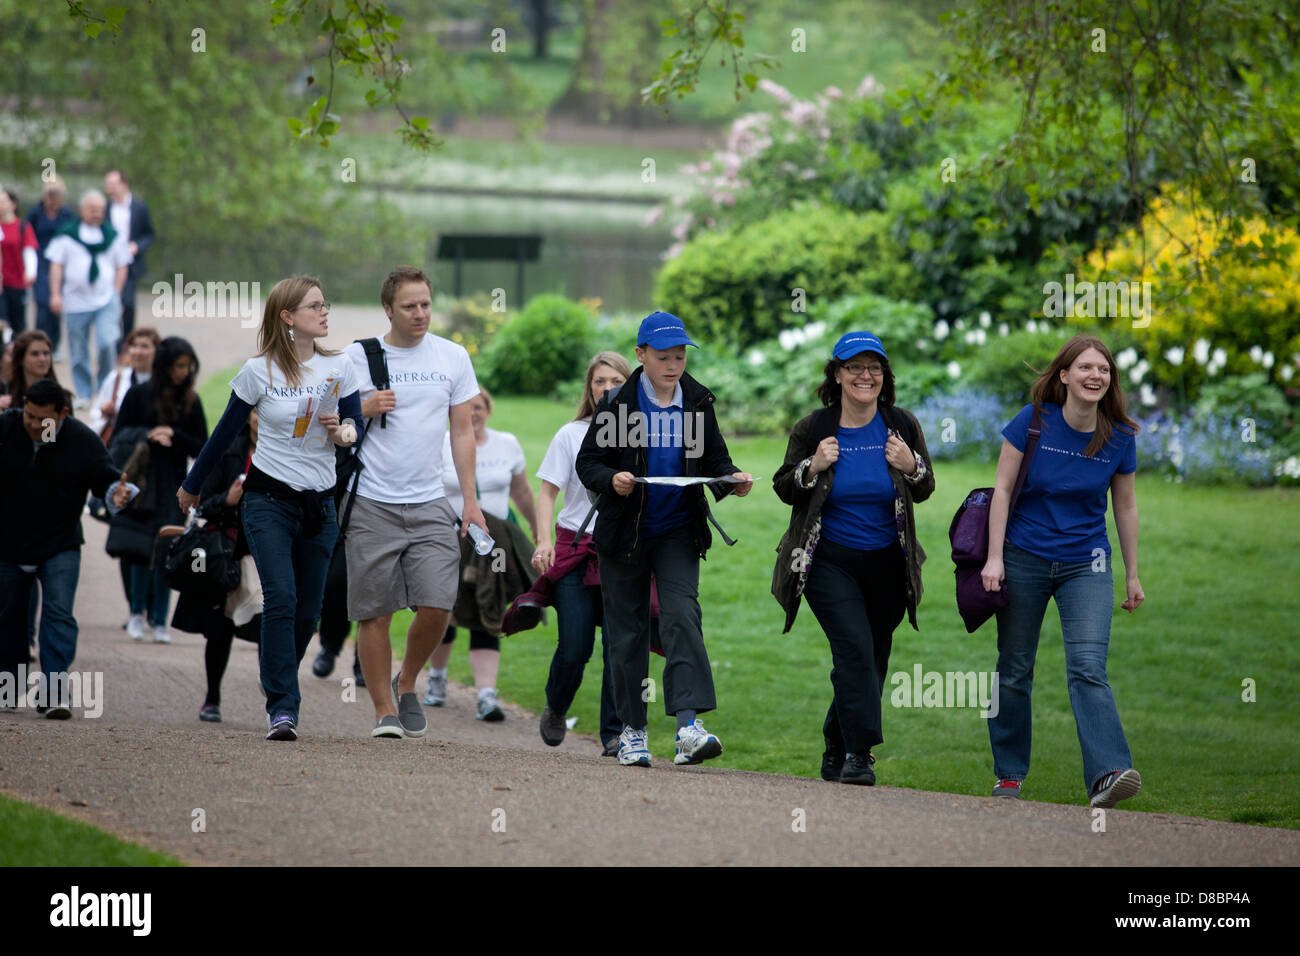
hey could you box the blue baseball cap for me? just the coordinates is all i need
[638,311,698,350]
[832,331,887,361]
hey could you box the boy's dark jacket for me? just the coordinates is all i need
[575,366,739,560]
[772,403,935,633]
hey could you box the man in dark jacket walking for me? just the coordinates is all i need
[0,380,132,717]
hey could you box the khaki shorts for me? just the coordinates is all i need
[345,496,461,620]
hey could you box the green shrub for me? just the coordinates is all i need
[654,201,911,347]
[478,294,595,396]
[953,326,1073,404]
[430,292,508,360]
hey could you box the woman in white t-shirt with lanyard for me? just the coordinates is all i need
[533,351,632,756]
[426,386,537,721]
[178,277,362,742]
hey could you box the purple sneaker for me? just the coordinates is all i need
[266,714,298,741]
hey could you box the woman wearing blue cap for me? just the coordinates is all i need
[773,331,934,785]
[576,312,753,768]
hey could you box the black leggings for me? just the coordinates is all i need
[441,626,498,652]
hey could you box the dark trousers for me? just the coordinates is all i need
[317,539,352,656]
[802,537,906,755]
[545,565,621,744]
[1,287,26,334]
[36,302,60,353]
[598,524,715,729]
[119,275,137,340]
[441,626,499,651]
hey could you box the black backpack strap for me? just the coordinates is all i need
[358,337,390,429]
[337,411,376,537]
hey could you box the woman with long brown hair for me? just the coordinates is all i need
[110,336,207,643]
[178,277,362,741]
[0,329,59,411]
[979,333,1144,808]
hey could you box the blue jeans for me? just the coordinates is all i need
[126,558,171,626]
[64,293,120,401]
[0,551,82,697]
[987,540,1133,791]
[545,565,621,744]
[242,492,338,723]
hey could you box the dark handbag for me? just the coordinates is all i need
[949,405,1042,633]
[105,511,156,562]
[163,520,240,600]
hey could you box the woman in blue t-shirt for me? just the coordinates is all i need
[773,332,935,787]
[980,334,1144,808]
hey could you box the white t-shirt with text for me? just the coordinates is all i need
[442,428,525,520]
[537,419,598,534]
[230,351,360,492]
[346,334,479,504]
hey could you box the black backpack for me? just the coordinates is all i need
[335,338,389,535]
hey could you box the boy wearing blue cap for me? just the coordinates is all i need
[576,312,753,767]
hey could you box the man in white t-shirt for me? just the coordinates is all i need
[344,266,487,739]
[45,191,131,408]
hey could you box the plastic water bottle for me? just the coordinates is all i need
[466,523,495,556]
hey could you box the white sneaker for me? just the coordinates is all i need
[127,614,146,641]
[673,719,723,765]
[618,726,651,767]
[152,625,171,644]
[476,688,504,722]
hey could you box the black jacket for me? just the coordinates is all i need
[112,382,208,530]
[772,404,935,632]
[575,366,739,560]
[0,410,122,564]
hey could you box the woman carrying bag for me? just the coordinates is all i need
[979,334,1144,808]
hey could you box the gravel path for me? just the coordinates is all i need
[6,297,1297,866]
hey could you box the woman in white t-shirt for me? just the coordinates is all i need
[178,276,361,742]
[532,351,632,755]
[425,387,537,721]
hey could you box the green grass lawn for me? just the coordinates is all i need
[198,375,1300,828]
[0,794,182,866]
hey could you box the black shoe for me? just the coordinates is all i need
[840,752,876,786]
[352,656,366,688]
[601,738,620,757]
[312,649,336,678]
[820,747,845,781]
[539,705,566,746]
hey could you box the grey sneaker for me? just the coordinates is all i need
[422,671,446,707]
[539,705,566,746]
[392,674,427,737]
[371,715,404,739]
[1089,769,1141,808]
[476,689,504,722]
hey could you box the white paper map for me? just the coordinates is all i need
[632,475,757,486]
[289,372,343,450]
